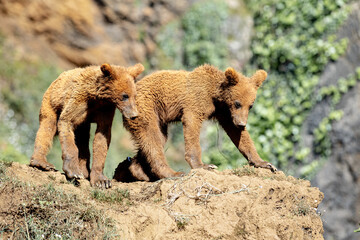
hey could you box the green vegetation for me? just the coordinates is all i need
[0,34,63,169]
[244,0,350,177]
[156,0,229,70]
[91,188,130,203]
[302,68,360,177]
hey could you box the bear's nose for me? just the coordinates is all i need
[238,122,246,127]
[236,121,246,128]
[130,116,137,120]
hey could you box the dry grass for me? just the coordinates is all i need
[232,165,256,177]
[293,198,312,216]
[91,188,130,204]
[0,161,117,240]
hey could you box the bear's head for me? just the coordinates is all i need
[222,68,267,127]
[100,63,144,119]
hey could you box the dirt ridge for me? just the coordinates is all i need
[0,162,324,239]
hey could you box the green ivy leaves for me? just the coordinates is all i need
[245,0,350,176]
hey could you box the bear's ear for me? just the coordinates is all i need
[224,67,239,86]
[128,63,145,78]
[251,70,267,89]
[101,63,113,77]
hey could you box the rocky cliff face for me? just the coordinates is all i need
[301,2,360,239]
[0,0,193,68]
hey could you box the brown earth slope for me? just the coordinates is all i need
[0,162,324,239]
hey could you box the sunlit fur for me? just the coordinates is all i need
[115,64,276,182]
[30,63,144,188]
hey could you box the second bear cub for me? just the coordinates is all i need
[117,64,276,181]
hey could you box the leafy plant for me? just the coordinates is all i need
[242,0,350,177]
[0,34,62,163]
[304,70,360,177]
[156,0,229,70]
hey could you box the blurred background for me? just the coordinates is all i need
[0,0,359,239]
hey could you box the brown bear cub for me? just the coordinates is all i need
[114,64,276,182]
[30,63,144,188]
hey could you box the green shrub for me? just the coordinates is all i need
[156,0,229,70]
[242,0,350,177]
[0,35,62,161]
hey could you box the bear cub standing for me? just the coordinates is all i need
[115,64,276,182]
[30,63,144,188]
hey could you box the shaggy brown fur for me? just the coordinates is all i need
[30,63,144,188]
[114,64,276,182]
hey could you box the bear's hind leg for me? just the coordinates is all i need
[30,106,57,171]
[75,123,91,179]
[137,123,184,179]
[182,115,213,169]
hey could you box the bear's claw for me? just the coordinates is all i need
[266,163,277,172]
[250,161,277,173]
[91,172,112,189]
[95,180,112,189]
[203,164,218,170]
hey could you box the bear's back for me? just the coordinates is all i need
[135,70,188,122]
[45,66,100,110]
[137,70,188,101]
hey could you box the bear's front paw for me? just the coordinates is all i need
[263,162,277,172]
[63,160,84,179]
[91,173,112,189]
[250,160,277,173]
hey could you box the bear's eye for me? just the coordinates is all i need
[234,101,241,109]
[122,93,129,100]
[249,105,253,110]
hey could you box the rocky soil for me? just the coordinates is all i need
[0,162,324,239]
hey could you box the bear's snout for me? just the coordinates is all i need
[236,121,246,128]
[232,117,247,128]
[124,109,138,119]
[237,122,246,127]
